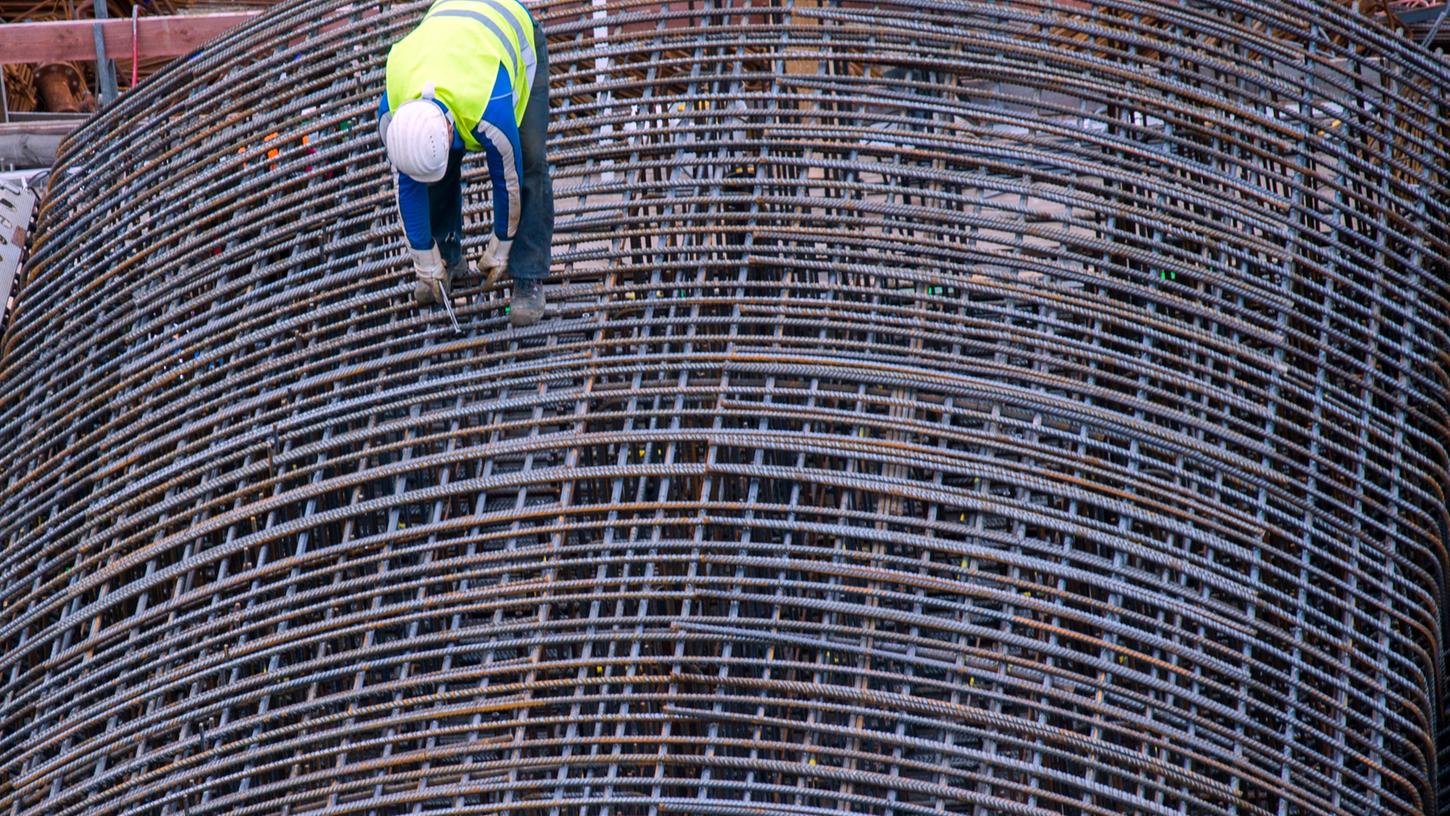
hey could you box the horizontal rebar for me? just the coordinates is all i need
[1,1,1448,814]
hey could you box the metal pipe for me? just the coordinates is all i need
[1423,1,1450,45]
[130,6,139,90]
[91,0,117,106]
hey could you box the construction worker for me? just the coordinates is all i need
[377,0,553,327]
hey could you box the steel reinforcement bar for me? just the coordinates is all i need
[1,0,1448,814]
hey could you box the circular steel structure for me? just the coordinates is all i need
[2,1,1449,814]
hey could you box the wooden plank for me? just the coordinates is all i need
[0,121,74,167]
[0,132,64,167]
[0,121,77,138]
[0,13,260,67]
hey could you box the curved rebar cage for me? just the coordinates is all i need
[2,1,1449,813]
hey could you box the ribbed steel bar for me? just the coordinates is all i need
[1,1,1448,814]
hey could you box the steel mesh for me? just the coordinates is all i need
[2,1,1449,814]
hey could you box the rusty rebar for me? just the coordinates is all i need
[1,0,1448,814]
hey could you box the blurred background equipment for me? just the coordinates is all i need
[1385,0,1450,44]
[0,1,278,168]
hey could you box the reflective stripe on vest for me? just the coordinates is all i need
[385,0,535,151]
[428,0,537,93]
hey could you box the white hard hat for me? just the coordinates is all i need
[385,95,451,183]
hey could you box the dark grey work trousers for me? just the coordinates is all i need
[428,17,553,281]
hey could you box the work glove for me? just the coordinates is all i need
[409,243,448,305]
[476,236,513,287]
[409,242,464,333]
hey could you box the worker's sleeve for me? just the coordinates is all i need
[376,93,392,141]
[394,174,434,251]
[472,71,524,241]
[377,92,434,251]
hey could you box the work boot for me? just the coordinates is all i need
[509,278,545,327]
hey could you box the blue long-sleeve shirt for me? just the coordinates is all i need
[377,70,523,251]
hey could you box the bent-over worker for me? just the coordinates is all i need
[378,0,553,327]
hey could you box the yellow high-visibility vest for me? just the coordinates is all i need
[385,0,537,151]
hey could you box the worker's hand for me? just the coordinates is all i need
[409,243,445,283]
[476,236,513,286]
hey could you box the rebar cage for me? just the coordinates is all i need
[2,1,1449,814]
